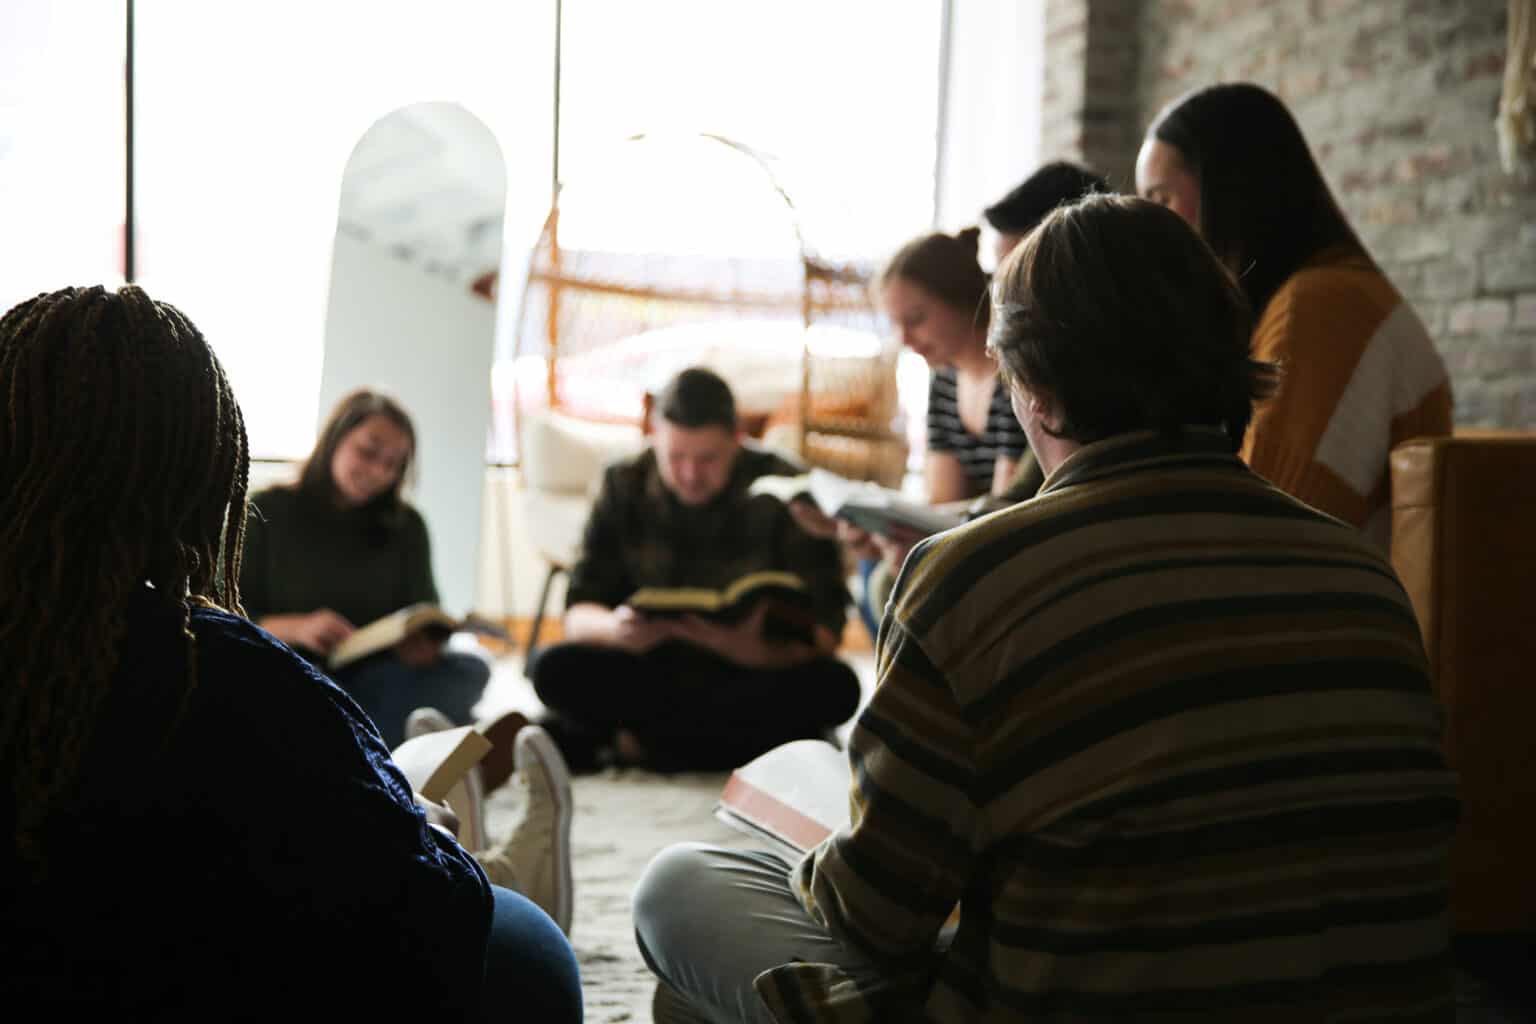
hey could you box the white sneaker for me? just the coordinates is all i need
[404,706,455,739]
[477,725,574,935]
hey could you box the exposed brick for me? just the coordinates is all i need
[1468,342,1536,377]
[1419,258,1479,302]
[1393,145,1456,183]
[1361,196,1421,225]
[1516,294,1536,331]
[1482,248,1536,294]
[1463,47,1506,81]
[1448,298,1513,334]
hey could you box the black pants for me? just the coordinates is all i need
[529,641,862,773]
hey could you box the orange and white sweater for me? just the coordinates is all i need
[1242,248,1452,550]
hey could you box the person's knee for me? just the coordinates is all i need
[483,886,582,1023]
[528,642,604,706]
[444,649,492,687]
[632,842,715,956]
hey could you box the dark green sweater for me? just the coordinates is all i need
[240,486,439,636]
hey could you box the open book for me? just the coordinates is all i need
[751,468,964,539]
[716,739,962,935]
[715,738,850,858]
[627,570,818,644]
[390,724,493,850]
[329,603,511,670]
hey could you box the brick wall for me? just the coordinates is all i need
[1044,0,1143,188]
[1046,0,1535,428]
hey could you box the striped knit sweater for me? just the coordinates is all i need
[1242,248,1452,550]
[757,429,1458,1023]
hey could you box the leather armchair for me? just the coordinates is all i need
[1390,433,1536,935]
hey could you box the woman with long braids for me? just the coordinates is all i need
[0,286,580,1020]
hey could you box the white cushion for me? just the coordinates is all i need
[520,409,643,497]
[519,487,593,569]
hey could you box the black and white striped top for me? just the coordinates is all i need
[925,367,1029,496]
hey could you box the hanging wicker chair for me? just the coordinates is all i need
[500,132,906,650]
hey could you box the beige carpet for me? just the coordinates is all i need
[473,647,874,1022]
[485,766,756,1021]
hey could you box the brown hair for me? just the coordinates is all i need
[297,389,417,532]
[0,285,248,856]
[878,225,991,330]
[988,194,1277,449]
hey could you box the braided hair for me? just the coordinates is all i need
[0,285,249,856]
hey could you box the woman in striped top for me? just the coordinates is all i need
[1136,82,1452,549]
[880,227,1029,502]
[833,229,1031,636]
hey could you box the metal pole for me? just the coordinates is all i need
[552,0,562,205]
[932,0,954,230]
[124,0,136,282]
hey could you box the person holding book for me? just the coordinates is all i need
[632,196,1457,1022]
[240,389,500,752]
[835,165,1110,636]
[0,285,580,1020]
[1136,82,1452,549]
[528,366,861,774]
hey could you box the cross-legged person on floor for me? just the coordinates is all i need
[633,197,1458,1023]
[239,389,496,752]
[529,366,862,774]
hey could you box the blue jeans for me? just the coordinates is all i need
[482,885,582,1023]
[334,649,491,748]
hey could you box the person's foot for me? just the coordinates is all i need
[477,725,574,935]
[476,708,529,794]
[404,705,455,739]
[613,727,648,767]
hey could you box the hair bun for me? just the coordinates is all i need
[956,225,982,254]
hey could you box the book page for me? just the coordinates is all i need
[330,603,460,669]
[716,739,850,855]
[390,725,492,803]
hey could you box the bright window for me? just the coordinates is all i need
[0,1,125,309]
[495,0,945,466]
[132,0,555,459]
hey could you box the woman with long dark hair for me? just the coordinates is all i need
[241,389,497,750]
[1136,81,1452,548]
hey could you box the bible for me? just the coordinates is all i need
[750,469,964,539]
[627,570,819,644]
[715,739,962,935]
[715,738,849,858]
[390,724,493,804]
[390,724,493,850]
[329,603,511,670]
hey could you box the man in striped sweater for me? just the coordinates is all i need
[633,196,1458,1023]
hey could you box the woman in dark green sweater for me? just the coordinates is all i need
[241,389,491,748]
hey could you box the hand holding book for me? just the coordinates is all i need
[751,469,963,540]
[664,603,822,669]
